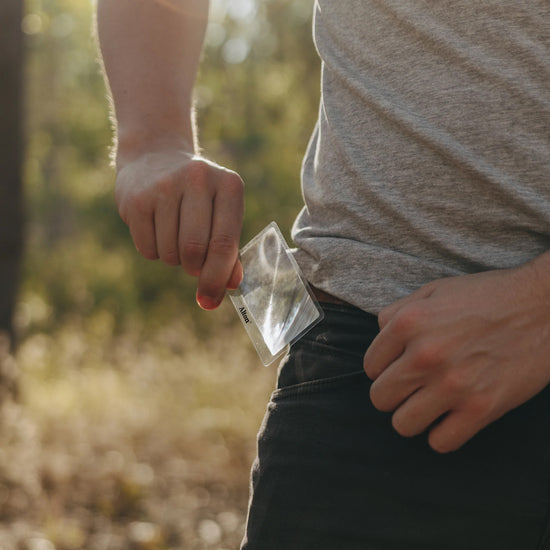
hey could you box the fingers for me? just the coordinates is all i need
[155,196,182,266]
[117,153,244,309]
[196,173,244,309]
[427,406,495,454]
[365,295,436,380]
[174,163,243,309]
[369,336,501,452]
[390,384,449,438]
[128,214,159,260]
[371,363,496,453]
[178,176,214,276]
[388,388,494,453]
[363,323,405,380]
[369,355,423,412]
[377,282,436,329]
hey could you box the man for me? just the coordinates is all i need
[97,1,550,548]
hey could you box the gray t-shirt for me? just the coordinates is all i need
[292,0,550,314]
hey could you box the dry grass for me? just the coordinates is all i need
[0,302,277,550]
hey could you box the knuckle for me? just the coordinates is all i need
[187,173,211,195]
[209,233,237,257]
[155,175,178,198]
[391,413,409,437]
[369,384,392,412]
[440,368,470,397]
[223,173,245,196]
[410,340,442,370]
[139,247,159,261]
[392,412,421,438]
[428,433,455,454]
[159,248,180,266]
[180,240,208,265]
[129,190,154,216]
[466,393,495,420]
[369,384,381,408]
[392,306,424,336]
[186,159,211,185]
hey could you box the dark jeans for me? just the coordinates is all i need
[241,303,550,550]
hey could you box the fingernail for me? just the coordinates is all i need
[197,294,221,310]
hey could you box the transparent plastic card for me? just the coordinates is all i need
[228,222,324,366]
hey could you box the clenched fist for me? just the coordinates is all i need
[115,147,244,310]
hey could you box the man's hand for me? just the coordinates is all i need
[115,146,244,310]
[364,261,550,453]
[97,0,239,309]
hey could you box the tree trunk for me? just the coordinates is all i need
[0,0,25,349]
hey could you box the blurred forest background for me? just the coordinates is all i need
[0,0,320,548]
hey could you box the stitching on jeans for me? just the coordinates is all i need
[271,370,367,401]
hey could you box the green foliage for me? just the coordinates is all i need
[20,0,320,337]
[11,2,322,547]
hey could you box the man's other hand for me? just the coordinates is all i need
[364,263,550,453]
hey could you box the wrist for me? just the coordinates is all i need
[112,93,200,169]
[115,127,195,170]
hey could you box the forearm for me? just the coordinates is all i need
[97,0,209,164]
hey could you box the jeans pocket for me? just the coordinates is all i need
[273,338,367,399]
